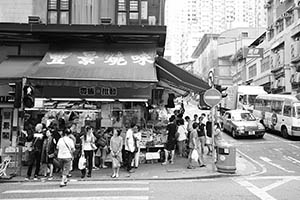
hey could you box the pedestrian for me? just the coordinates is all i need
[98,128,111,169]
[197,116,206,167]
[66,125,76,177]
[25,123,45,181]
[192,114,198,124]
[132,125,142,169]
[56,129,75,187]
[205,115,213,156]
[187,123,198,169]
[125,123,136,173]
[214,122,223,146]
[176,118,187,157]
[110,129,123,178]
[162,115,177,165]
[41,128,56,180]
[80,126,97,178]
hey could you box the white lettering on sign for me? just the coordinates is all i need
[46,53,71,65]
[78,51,98,65]
[131,52,153,66]
[104,52,127,66]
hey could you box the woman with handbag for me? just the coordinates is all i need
[56,129,75,187]
[80,126,97,178]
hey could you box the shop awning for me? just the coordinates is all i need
[28,44,158,88]
[0,56,41,79]
[155,57,210,93]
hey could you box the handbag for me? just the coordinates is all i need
[191,149,199,162]
[78,154,87,170]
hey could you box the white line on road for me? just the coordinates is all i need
[286,156,300,165]
[236,149,267,176]
[23,180,149,186]
[288,144,300,149]
[262,178,293,192]
[243,176,300,181]
[0,196,149,200]
[3,187,149,194]
[260,156,295,173]
[234,179,276,200]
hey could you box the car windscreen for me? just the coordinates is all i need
[232,112,256,121]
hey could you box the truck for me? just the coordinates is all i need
[219,85,267,112]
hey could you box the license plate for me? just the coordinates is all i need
[249,131,255,135]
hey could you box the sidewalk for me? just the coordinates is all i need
[0,151,257,183]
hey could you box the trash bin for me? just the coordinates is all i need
[215,142,236,173]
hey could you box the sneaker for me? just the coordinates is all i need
[111,174,116,178]
[67,174,72,178]
[161,161,168,165]
[87,174,91,178]
[93,166,100,170]
[128,169,135,173]
[115,174,119,178]
[59,183,66,187]
[101,165,108,169]
[33,175,38,181]
[169,161,174,165]
[24,177,30,181]
[48,176,53,180]
[187,166,195,169]
[199,164,206,168]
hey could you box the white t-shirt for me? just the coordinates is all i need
[177,125,187,141]
[125,128,135,152]
[57,136,75,159]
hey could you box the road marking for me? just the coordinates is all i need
[285,156,300,165]
[288,144,300,149]
[23,180,149,186]
[262,178,293,192]
[3,187,149,194]
[236,149,267,176]
[242,176,300,181]
[234,179,276,200]
[260,156,295,173]
[0,197,149,200]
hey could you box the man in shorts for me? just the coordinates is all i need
[162,115,177,165]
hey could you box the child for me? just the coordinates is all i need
[110,129,123,178]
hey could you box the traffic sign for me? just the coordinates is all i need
[203,88,222,107]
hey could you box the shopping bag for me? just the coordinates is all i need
[191,149,198,162]
[78,155,87,170]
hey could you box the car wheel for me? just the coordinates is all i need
[281,126,289,139]
[232,129,237,138]
[256,134,264,139]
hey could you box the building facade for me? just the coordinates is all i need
[242,0,300,94]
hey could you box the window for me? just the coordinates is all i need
[241,32,248,38]
[47,0,71,24]
[261,56,270,73]
[276,20,284,33]
[72,0,101,24]
[283,104,292,117]
[117,0,127,25]
[271,100,283,114]
[248,64,257,78]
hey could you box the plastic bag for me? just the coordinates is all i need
[78,155,86,170]
[191,149,198,162]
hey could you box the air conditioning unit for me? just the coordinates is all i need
[100,17,112,25]
[264,3,271,9]
[28,16,41,24]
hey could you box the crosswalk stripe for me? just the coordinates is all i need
[23,180,149,186]
[1,196,149,200]
[3,187,149,194]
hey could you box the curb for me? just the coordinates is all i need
[0,172,241,183]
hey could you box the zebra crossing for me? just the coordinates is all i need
[1,180,150,200]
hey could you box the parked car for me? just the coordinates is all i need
[221,110,265,138]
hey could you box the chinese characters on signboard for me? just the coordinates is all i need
[46,51,153,66]
[79,86,117,97]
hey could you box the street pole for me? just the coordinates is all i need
[17,77,26,176]
[211,105,216,172]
